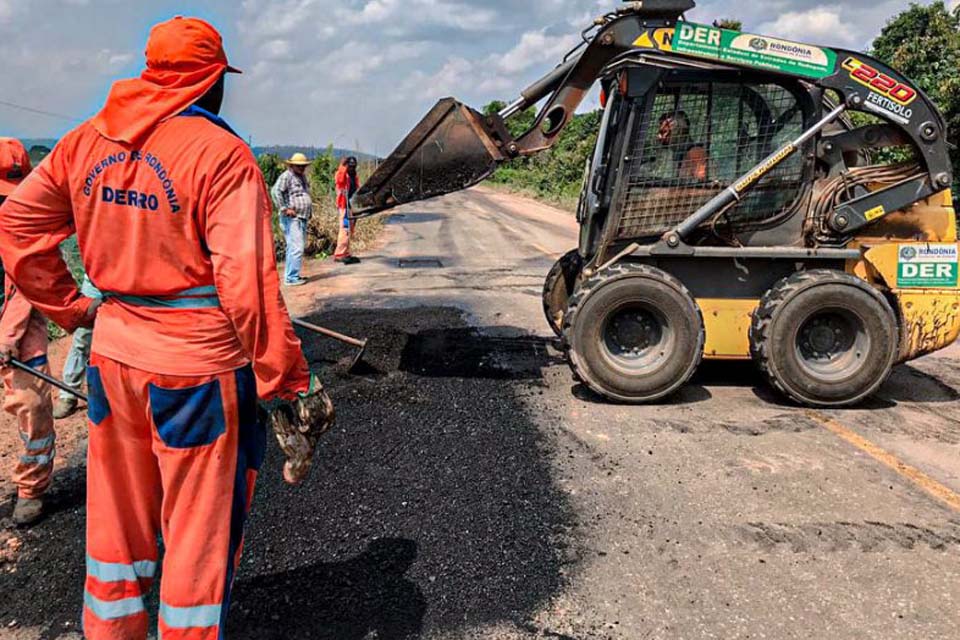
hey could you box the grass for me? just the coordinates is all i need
[272,199,384,261]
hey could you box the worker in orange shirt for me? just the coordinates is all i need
[0,17,334,640]
[0,138,57,527]
[334,156,361,265]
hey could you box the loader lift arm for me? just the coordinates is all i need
[353,0,951,225]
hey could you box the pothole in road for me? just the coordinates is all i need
[398,258,443,269]
[400,327,563,380]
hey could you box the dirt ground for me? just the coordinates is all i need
[2,186,960,639]
[0,338,87,504]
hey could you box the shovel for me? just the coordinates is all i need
[8,357,88,403]
[293,318,369,374]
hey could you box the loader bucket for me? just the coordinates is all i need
[352,98,507,215]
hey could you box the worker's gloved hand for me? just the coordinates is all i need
[268,374,336,485]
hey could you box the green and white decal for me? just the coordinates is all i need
[897,244,959,288]
[672,22,838,79]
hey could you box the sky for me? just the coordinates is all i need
[0,0,951,154]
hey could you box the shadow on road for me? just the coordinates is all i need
[240,307,575,638]
[228,538,426,640]
[879,363,960,404]
[399,327,563,380]
[0,307,575,640]
[571,382,713,406]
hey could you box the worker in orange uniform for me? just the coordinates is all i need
[0,138,58,527]
[0,17,334,640]
[334,156,361,265]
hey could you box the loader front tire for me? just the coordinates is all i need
[750,270,898,407]
[543,249,583,337]
[563,263,704,403]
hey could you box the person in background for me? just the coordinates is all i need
[53,274,103,419]
[334,156,361,265]
[0,137,58,526]
[271,153,314,286]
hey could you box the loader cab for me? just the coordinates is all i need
[579,65,820,262]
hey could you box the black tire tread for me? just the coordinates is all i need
[542,249,583,337]
[562,262,705,403]
[750,269,897,407]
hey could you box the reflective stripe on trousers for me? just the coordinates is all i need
[83,555,157,634]
[83,355,265,640]
[3,360,56,499]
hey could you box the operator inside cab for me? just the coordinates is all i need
[657,110,708,181]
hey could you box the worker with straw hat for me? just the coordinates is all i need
[271,152,314,286]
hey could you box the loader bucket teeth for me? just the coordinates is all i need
[352,98,505,215]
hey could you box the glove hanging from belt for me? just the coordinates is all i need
[265,374,336,485]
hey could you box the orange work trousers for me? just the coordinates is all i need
[2,356,56,500]
[334,207,353,259]
[82,354,265,640]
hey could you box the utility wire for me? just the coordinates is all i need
[0,99,83,123]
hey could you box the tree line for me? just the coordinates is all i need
[480,2,960,208]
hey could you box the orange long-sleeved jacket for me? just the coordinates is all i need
[0,276,48,362]
[0,114,310,400]
[335,165,360,211]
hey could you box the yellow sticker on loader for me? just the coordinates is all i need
[634,28,675,52]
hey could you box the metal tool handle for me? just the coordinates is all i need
[292,318,366,348]
[9,357,88,403]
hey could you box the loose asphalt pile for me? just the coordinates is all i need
[0,307,578,640]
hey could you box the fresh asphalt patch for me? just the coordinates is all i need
[3,303,960,639]
[0,307,578,639]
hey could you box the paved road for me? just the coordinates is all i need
[293,185,960,638]
[3,186,960,639]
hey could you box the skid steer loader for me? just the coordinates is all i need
[354,0,960,407]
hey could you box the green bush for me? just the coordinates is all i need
[482,101,601,211]
[257,153,284,188]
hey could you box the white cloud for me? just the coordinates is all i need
[336,0,499,31]
[757,7,851,46]
[491,30,578,75]
[0,0,936,152]
[0,0,14,23]
[260,38,293,60]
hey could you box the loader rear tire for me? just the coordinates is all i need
[750,270,898,407]
[563,263,704,403]
[543,249,584,337]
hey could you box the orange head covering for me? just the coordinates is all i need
[91,16,241,145]
[0,138,32,197]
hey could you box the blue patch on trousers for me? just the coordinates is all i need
[220,365,265,636]
[149,379,226,449]
[86,366,111,426]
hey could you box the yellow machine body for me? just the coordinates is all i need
[700,190,960,362]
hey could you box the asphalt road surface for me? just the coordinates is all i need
[2,186,960,639]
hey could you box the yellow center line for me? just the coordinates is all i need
[805,410,960,513]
